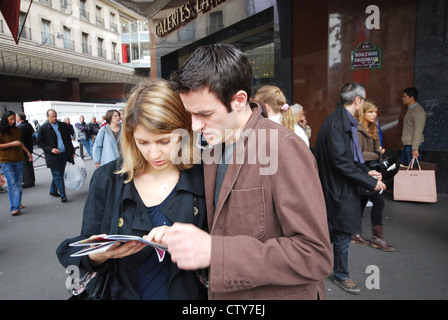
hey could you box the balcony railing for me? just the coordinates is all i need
[79,9,89,22]
[96,16,104,27]
[111,51,120,62]
[82,43,91,55]
[98,48,106,58]
[63,38,75,51]
[110,22,118,33]
[41,32,55,46]
[19,26,32,40]
[60,0,72,15]
[38,0,53,7]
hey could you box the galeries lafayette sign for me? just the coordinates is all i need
[155,0,226,37]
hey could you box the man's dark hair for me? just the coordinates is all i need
[404,87,418,101]
[170,43,253,113]
[18,112,26,121]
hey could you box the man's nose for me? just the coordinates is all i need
[191,116,204,132]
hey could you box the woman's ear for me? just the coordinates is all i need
[264,103,270,114]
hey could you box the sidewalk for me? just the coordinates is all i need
[0,153,94,300]
[326,191,448,300]
[0,154,447,300]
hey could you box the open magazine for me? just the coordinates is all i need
[70,235,167,262]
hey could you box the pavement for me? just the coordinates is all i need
[0,148,447,300]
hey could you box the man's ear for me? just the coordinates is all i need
[233,90,248,111]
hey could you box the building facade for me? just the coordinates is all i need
[1,0,447,190]
[143,0,447,192]
[0,0,148,106]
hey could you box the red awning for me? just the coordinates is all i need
[0,0,21,44]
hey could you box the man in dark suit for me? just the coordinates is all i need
[38,109,75,202]
[314,82,386,295]
[17,112,35,188]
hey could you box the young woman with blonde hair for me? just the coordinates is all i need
[57,79,207,300]
[353,100,396,252]
[254,85,309,146]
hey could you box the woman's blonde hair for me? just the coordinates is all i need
[254,85,296,132]
[117,79,194,183]
[357,99,379,140]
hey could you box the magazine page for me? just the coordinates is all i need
[70,235,167,262]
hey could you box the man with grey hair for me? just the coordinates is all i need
[290,104,311,139]
[314,82,386,295]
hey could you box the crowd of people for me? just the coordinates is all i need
[1,43,427,300]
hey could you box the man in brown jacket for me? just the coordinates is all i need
[150,44,333,300]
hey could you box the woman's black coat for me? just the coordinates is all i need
[56,160,208,300]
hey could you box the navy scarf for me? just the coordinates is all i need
[345,107,365,164]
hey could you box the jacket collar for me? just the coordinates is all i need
[245,101,265,130]
[336,102,352,134]
[119,163,205,204]
[175,164,205,196]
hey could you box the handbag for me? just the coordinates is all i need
[68,268,112,300]
[393,158,437,203]
[366,156,399,181]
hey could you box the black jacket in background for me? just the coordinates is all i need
[314,103,378,234]
[17,120,34,155]
[38,120,75,169]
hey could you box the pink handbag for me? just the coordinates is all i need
[393,159,437,203]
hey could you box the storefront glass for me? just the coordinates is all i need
[153,0,292,99]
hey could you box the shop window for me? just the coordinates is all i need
[98,38,105,58]
[63,27,73,50]
[82,32,90,54]
[140,42,150,59]
[208,11,223,35]
[41,19,51,45]
[121,21,130,34]
[178,23,195,41]
[139,21,149,32]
